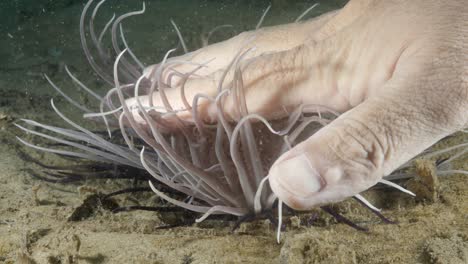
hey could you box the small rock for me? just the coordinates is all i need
[407,159,439,202]
[423,233,468,264]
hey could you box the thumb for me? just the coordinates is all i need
[268,80,466,210]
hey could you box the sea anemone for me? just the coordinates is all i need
[16,0,467,242]
[17,0,337,221]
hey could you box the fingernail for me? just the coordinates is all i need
[271,154,323,197]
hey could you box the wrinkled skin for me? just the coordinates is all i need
[127,0,468,210]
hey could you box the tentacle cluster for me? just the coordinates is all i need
[17,0,336,220]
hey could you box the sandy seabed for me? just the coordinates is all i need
[0,0,466,263]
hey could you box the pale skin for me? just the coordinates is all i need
[126,0,468,210]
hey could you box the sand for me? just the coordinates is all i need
[0,0,466,263]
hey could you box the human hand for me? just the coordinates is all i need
[126,0,467,210]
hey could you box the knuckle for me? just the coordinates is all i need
[327,117,387,180]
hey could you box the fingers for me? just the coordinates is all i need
[126,41,342,126]
[268,63,468,210]
[126,9,344,126]
[142,9,339,83]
